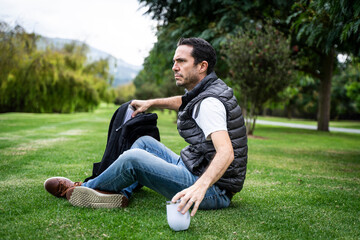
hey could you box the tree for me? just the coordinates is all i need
[138,0,360,131]
[262,58,360,120]
[0,22,114,113]
[222,23,295,135]
[332,58,360,117]
[0,22,38,110]
[114,82,136,105]
[276,73,319,119]
[286,0,360,131]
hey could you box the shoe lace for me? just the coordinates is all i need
[58,180,82,197]
[74,182,82,186]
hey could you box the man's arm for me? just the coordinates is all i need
[171,130,234,217]
[130,96,182,117]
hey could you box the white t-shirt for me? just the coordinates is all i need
[192,97,227,140]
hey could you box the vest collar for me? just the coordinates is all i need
[179,72,218,111]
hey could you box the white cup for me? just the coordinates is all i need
[166,200,191,231]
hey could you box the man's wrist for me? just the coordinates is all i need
[147,99,155,108]
[195,177,212,190]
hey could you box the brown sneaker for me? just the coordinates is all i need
[66,186,129,208]
[44,177,82,198]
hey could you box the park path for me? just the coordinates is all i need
[256,120,360,134]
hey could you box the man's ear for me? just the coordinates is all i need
[199,61,208,74]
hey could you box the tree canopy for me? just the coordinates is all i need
[286,0,360,130]
[0,22,114,113]
[222,23,295,135]
[137,0,360,131]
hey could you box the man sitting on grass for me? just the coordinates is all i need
[44,37,248,217]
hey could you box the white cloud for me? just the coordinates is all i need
[0,0,157,66]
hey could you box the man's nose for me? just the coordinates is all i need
[172,62,179,72]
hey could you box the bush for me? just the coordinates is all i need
[222,23,296,134]
[0,22,113,113]
[114,83,136,105]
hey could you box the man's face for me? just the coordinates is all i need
[172,45,201,90]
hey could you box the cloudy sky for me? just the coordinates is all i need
[0,0,157,66]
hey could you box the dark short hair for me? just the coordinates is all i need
[177,37,216,74]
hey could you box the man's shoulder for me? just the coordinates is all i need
[195,97,226,118]
[201,97,223,107]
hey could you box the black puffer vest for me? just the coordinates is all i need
[177,72,248,193]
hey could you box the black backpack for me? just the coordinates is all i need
[84,101,160,182]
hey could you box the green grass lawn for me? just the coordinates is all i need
[1,104,359,239]
[258,116,360,129]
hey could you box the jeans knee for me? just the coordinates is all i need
[117,149,144,168]
[132,136,153,149]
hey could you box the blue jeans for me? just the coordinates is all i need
[82,136,231,210]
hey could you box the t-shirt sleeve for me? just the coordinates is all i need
[193,97,227,140]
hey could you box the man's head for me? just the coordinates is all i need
[172,38,216,90]
[177,38,217,74]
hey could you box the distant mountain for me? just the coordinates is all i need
[37,36,142,86]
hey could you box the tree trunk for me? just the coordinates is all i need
[317,49,335,132]
[246,118,252,135]
[286,105,292,119]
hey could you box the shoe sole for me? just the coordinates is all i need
[68,186,125,208]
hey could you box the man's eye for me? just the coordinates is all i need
[173,59,185,64]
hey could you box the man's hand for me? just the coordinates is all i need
[171,130,234,217]
[130,96,182,117]
[171,182,208,217]
[130,100,151,117]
